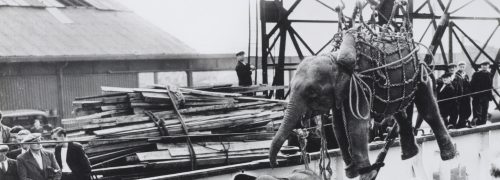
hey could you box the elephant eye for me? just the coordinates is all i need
[306,87,320,97]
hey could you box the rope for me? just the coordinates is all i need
[293,128,310,170]
[349,73,373,120]
[145,111,169,136]
[220,138,231,165]
[165,85,197,170]
[317,115,333,180]
[437,87,499,102]
[359,45,421,74]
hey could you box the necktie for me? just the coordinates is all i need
[1,162,5,173]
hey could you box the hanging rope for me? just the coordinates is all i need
[317,115,333,180]
[293,128,311,170]
[349,73,373,120]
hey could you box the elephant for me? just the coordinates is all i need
[268,27,457,180]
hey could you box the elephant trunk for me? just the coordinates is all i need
[269,93,305,166]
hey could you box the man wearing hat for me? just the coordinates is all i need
[235,51,255,87]
[52,127,91,180]
[471,60,494,126]
[7,130,31,160]
[455,61,472,128]
[444,63,460,128]
[0,111,12,145]
[0,145,19,180]
[17,133,61,180]
[437,72,457,126]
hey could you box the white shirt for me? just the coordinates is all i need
[61,147,72,173]
[0,160,7,172]
[31,151,43,169]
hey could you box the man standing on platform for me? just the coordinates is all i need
[437,73,456,126]
[52,128,91,180]
[456,61,472,128]
[446,63,460,128]
[17,134,61,180]
[235,51,255,87]
[0,145,19,180]
[471,61,494,126]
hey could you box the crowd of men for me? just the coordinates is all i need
[0,112,92,180]
[437,60,494,129]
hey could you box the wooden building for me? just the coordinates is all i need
[0,0,237,117]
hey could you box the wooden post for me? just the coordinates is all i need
[56,62,67,118]
[186,71,193,87]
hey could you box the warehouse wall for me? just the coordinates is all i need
[0,75,59,111]
[61,73,138,117]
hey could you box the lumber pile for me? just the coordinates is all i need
[61,85,287,179]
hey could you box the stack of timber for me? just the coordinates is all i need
[61,85,287,179]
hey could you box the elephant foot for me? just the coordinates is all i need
[359,170,378,180]
[345,163,359,178]
[439,141,457,161]
[401,146,419,160]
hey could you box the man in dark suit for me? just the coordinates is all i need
[17,133,61,180]
[235,51,255,86]
[437,73,456,127]
[0,145,19,180]
[7,130,31,160]
[471,61,494,126]
[52,128,91,180]
[447,63,460,128]
[456,61,472,128]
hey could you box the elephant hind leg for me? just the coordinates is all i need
[394,105,419,160]
[414,80,456,160]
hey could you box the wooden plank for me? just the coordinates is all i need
[136,150,173,162]
[179,88,241,97]
[62,110,117,123]
[101,96,129,104]
[234,96,287,104]
[102,86,242,97]
[138,149,269,162]
[85,141,151,154]
[82,122,117,130]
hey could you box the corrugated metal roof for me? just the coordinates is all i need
[0,2,197,62]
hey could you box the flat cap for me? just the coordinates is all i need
[458,61,466,65]
[51,127,64,136]
[0,145,8,153]
[22,133,41,143]
[236,51,245,56]
[480,61,491,65]
[441,72,453,78]
[447,63,457,68]
[17,129,31,136]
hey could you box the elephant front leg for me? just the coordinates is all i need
[415,79,456,160]
[394,104,419,160]
[331,109,357,178]
[342,103,377,180]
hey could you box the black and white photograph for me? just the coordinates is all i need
[0,0,499,179]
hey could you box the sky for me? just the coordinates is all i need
[119,0,500,57]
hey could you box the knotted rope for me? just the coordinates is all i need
[316,115,333,180]
[293,128,311,170]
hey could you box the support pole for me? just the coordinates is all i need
[260,0,269,93]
